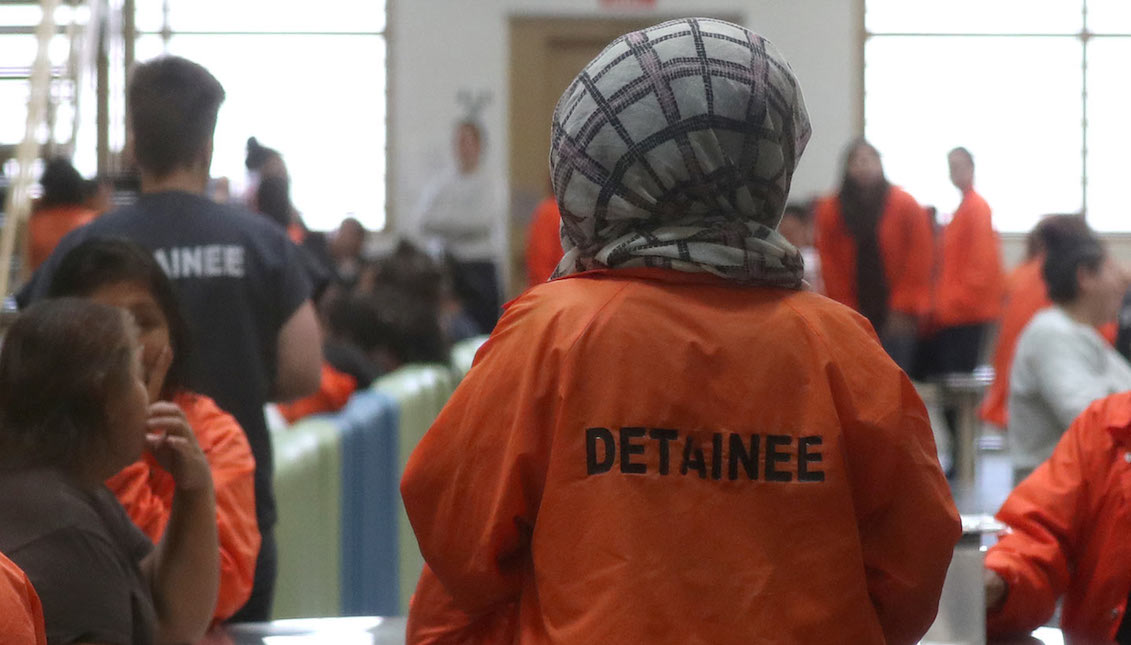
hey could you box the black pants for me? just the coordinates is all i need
[927,323,986,375]
[228,526,277,622]
[917,323,989,477]
[449,259,500,334]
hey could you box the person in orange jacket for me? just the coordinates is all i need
[0,550,47,645]
[275,362,358,424]
[47,238,260,623]
[400,18,960,645]
[525,195,562,287]
[815,139,934,372]
[26,158,98,271]
[979,214,1097,429]
[984,391,1131,642]
[928,147,1003,370]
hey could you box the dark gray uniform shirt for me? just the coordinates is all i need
[0,468,155,645]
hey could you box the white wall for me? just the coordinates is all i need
[389,0,863,237]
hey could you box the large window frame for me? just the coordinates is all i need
[864,1,1131,233]
[135,1,389,232]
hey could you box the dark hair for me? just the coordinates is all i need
[0,299,134,471]
[840,139,885,183]
[246,137,282,172]
[1042,225,1105,304]
[948,147,974,166]
[782,202,813,225]
[128,56,225,178]
[256,175,292,229]
[1027,213,1089,260]
[370,240,445,305]
[37,157,86,209]
[328,286,449,366]
[46,238,195,397]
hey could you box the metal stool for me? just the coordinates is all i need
[936,367,994,486]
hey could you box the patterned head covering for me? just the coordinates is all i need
[550,18,811,288]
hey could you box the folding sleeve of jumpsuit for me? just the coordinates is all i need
[0,551,46,645]
[399,311,554,631]
[822,310,962,644]
[405,564,517,644]
[106,391,261,622]
[984,410,1093,637]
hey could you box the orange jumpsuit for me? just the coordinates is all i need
[986,391,1131,641]
[401,267,960,645]
[525,197,563,287]
[934,189,1003,328]
[276,362,357,424]
[106,391,260,623]
[980,260,1047,427]
[26,205,96,271]
[0,551,46,645]
[815,186,934,319]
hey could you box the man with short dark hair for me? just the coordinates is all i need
[19,55,323,620]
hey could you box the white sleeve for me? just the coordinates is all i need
[1026,327,1110,428]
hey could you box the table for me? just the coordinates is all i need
[207,616,1080,644]
[207,617,407,645]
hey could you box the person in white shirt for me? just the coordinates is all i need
[414,121,505,332]
[1008,224,1131,484]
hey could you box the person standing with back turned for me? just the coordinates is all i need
[401,18,959,645]
[17,56,323,620]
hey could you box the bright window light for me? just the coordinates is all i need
[866,0,1080,35]
[865,36,1083,231]
[135,1,387,232]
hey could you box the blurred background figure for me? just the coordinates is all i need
[926,147,1004,374]
[1008,224,1131,484]
[524,191,562,288]
[917,148,1004,475]
[255,175,332,301]
[26,158,98,271]
[328,217,367,289]
[414,120,504,333]
[979,214,1097,430]
[778,201,822,294]
[816,139,934,372]
[83,175,114,214]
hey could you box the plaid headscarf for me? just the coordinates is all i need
[550,18,811,288]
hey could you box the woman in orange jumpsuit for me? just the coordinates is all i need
[26,158,97,271]
[525,195,562,287]
[0,551,46,645]
[815,140,934,372]
[400,18,960,645]
[46,238,260,623]
[985,391,1131,642]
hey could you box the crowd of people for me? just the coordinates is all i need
[2,15,1131,645]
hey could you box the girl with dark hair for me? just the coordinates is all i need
[815,139,935,371]
[46,237,260,624]
[27,158,98,271]
[0,298,218,645]
[1007,225,1131,483]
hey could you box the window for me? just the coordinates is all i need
[865,1,1127,232]
[137,1,387,231]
